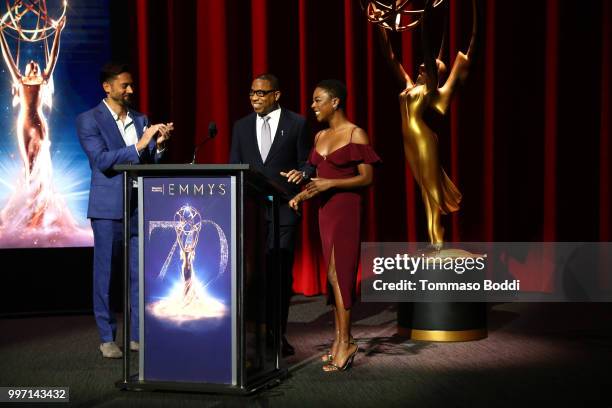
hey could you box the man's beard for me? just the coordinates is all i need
[111,94,133,108]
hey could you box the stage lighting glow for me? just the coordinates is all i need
[0,141,92,247]
[149,276,227,323]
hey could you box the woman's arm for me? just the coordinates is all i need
[304,128,374,195]
[431,52,468,114]
[43,16,66,80]
[288,187,321,211]
[305,163,373,196]
[432,0,477,114]
[376,25,413,88]
[289,163,373,209]
[421,0,441,91]
[0,29,21,84]
[466,0,478,61]
[443,0,477,88]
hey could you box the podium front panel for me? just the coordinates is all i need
[138,176,237,384]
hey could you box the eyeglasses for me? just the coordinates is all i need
[249,89,277,97]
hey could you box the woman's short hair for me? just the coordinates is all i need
[316,79,347,110]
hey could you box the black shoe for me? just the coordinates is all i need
[281,336,295,357]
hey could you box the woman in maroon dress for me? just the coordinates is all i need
[288,80,381,371]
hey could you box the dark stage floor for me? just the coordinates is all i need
[1,298,611,407]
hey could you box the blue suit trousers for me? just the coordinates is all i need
[91,207,139,343]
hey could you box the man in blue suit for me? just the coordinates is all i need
[230,73,313,356]
[76,62,172,358]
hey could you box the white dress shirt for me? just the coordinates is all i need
[256,106,282,154]
[103,99,139,156]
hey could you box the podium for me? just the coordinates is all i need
[113,164,288,394]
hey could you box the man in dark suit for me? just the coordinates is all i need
[230,73,313,356]
[76,62,172,358]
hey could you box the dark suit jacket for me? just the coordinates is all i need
[230,108,313,225]
[76,101,162,220]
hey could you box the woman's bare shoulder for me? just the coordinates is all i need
[351,127,370,145]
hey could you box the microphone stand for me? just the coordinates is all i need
[191,123,217,164]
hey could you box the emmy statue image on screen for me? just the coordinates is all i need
[147,204,229,323]
[0,0,92,247]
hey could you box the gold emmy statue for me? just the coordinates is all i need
[364,1,486,344]
[365,0,477,250]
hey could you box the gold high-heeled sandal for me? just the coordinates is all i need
[321,336,356,363]
[323,341,359,372]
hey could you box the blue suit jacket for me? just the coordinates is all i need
[76,101,162,220]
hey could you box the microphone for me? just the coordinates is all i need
[208,121,218,138]
[191,121,218,164]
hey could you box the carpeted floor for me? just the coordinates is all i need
[1,298,611,407]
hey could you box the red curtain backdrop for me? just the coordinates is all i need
[111,0,611,295]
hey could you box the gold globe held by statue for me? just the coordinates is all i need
[361,0,445,32]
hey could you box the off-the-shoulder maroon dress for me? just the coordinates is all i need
[308,127,381,308]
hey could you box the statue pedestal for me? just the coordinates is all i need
[398,248,488,342]
[398,302,487,342]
